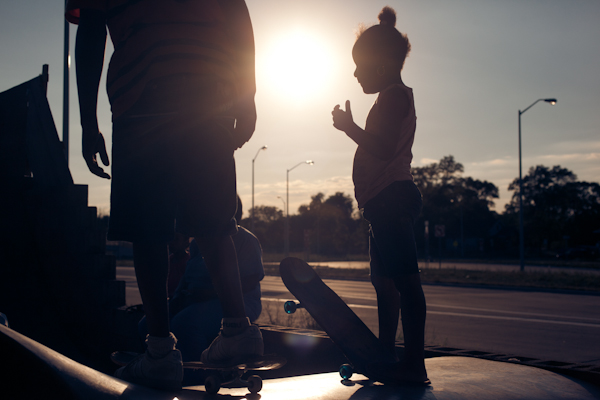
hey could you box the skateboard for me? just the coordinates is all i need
[280,257,397,383]
[111,351,286,394]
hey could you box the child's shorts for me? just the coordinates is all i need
[107,111,237,243]
[362,180,422,278]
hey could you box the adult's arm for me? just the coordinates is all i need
[75,9,110,178]
[220,0,256,149]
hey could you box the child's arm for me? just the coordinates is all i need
[332,87,409,161]
[75,9,110,178]
[221,0,257,149]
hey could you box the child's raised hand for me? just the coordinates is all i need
[332,100,355,132]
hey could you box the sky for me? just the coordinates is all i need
[1,0,599,218]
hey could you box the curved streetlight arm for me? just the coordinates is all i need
[520,98,557,115]
[287,160,314,173]
[285,160,314,257]
[253,145,268,161]
[277,196,286,208]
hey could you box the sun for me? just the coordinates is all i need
[258,30,333,103]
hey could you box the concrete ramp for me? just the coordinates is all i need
[2,323,599,399]
[197,358,600,400]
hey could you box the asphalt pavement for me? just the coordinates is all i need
[116,266,600,365]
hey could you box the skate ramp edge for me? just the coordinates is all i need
[0,323,170,399]
[2,323,599,400]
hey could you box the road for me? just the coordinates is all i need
[117,267,600,365]
[266,260,600,275]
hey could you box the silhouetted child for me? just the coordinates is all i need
[66,0,263,390]
[332,6,429,384]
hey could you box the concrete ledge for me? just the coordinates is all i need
[258,323,600,387]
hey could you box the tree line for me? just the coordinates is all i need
[241,156,600,260]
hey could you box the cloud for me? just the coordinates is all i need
[538,153,600,162]
[417,158,438,165]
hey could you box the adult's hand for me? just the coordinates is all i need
[82,129,110,179]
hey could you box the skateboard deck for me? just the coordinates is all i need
[111,351,285,394]
[280,257,397,382]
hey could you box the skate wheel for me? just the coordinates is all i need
[205,375,221,395]
[247,375,263,393]
[339,363,354,380]
[284,301,298,314]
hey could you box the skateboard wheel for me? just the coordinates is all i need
[339,364,354,380]
[205,375,221,395]
[284,301,298,314]
[247,375,263,393]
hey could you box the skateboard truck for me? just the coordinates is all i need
[202,371,262,395]
[283,300,304,314]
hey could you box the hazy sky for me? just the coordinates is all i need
[1,1,599,218]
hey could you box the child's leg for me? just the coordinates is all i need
[370,273,400,356]
[132,241,170,338]
[363,181,428,382]
[394,273,426,373]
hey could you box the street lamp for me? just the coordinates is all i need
[518,98,556,271]
[277,196,286,210]
[285,160,314,257]
[251,145,267,232]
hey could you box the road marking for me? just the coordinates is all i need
[427,303,600,323]
[424,311,600,328]
[265,289,600,323]
[261,298,600,328]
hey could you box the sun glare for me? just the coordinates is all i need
[258,30,333,103]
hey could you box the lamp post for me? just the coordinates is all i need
[518,98,556,271]
[251,145,267,232]
[285,160,314,257]
[451,197,464,258]
[63,0,70,164]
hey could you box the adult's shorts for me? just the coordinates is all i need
[107,110,237,243]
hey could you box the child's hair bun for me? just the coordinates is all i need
[378,6,397,27]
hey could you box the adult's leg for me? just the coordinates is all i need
[170,300,223,361]
[132,241,170,338]
[116,240,183,391]
[195,234,246,320]
[196,234,264,363]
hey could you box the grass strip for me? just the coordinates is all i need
[263,264,600,293]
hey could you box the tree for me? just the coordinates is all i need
[249,205,283,223]
[241,206,284,253]
[505,165,600,252]
[412,155,499,257]
[295,192,367,256]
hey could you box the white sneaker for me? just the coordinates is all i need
[114,334,183,391]
[201,325,264,365]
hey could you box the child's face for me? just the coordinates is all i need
[352,44,386,94]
